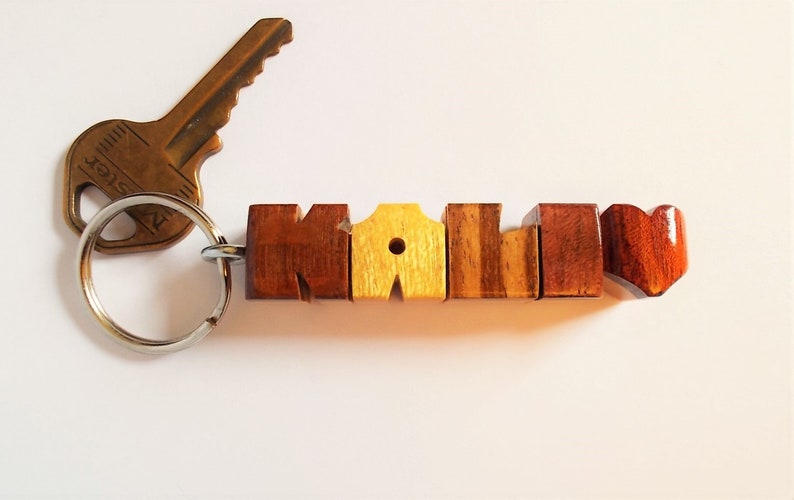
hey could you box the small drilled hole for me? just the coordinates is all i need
[388,238,406,255]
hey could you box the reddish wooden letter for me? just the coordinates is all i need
[524,203,603,298]
[246,204,350,301]
[600,204,687,296]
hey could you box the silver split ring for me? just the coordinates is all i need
[77,193,232,354]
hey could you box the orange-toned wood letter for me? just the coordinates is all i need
[524,203,603,298]
[600,204,687,296]
[351,204,446,300]
[246,204,350,301]
[444,203,539,298]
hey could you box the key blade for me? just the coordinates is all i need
[160,18,293,168]
[63,19,292,254]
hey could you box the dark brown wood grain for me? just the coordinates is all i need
[523,203,603,298]
[444,204,539,298]
[246,204,350,301]
[601,204,687,297]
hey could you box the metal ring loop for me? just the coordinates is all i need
[201,244,246,264]
[77,193,232,354]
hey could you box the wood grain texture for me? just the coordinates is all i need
[246,204,350,301]
[444,204,539,298]
[523,203,603,298]
[600,204,687,296]
[351,204,446,300]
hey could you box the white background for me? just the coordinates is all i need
[0,1,791,498]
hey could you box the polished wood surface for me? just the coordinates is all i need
[245,202,686,301]
[524,203,603,298]
[246,204,350,301]
[600,204,687,296]
[444,204,539,298]
[351,204,446,300]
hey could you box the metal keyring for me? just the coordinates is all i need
[77,193,232,354]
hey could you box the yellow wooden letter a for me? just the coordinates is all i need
[351,204,446,300]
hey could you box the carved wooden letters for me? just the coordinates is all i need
[245,202,686,300]
[523,203,603,298]
[351,204,446,300]
[445,204,539,298]
[600,204,687,296]
[246,204,350,301]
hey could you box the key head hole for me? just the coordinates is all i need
[80,185,137,241]
[389,238,406,255]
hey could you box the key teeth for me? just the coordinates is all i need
[210,20,293,133]
[246,18,293,74]
[242,20,293,86]
[163,18,294,170]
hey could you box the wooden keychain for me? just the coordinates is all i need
[65,19,688,353]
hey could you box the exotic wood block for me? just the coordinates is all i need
[523,203,603,298]
[246,204,350,301]
[600,204,687,296]
[351,204,446,300]
[444,204,539,298]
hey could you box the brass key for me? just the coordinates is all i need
[64,18,292,253]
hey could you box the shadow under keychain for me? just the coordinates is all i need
[63,19,688,354]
